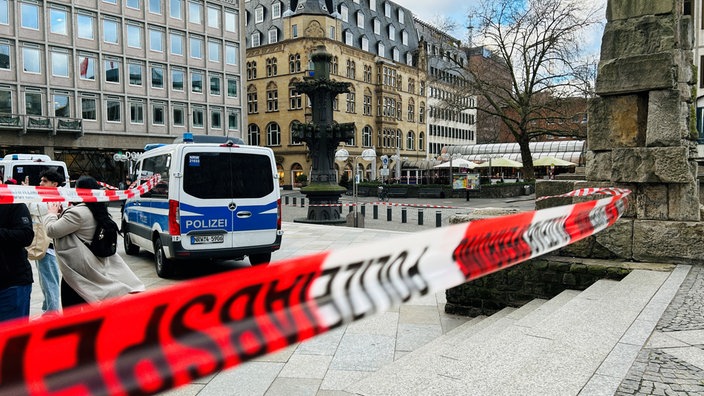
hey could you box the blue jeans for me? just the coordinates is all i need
[37,252,61,313]
[0,285,32,323]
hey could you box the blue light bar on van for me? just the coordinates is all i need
[183,132,194,143]
[144,143,167,151]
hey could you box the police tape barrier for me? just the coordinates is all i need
[0,175,160,204]
[96,182,118,190]
[0,188,630,396]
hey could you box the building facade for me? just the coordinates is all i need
[0,0,246,183]
[244,0,428,186]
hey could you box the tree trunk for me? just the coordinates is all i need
[518,138,535,181]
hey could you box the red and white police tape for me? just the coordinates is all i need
[0,187,630,396]
[0,175,160,204]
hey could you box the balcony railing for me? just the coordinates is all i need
[0,114,83,137]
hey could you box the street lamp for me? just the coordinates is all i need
[335,148,376,227]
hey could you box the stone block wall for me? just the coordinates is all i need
[537,0,704,265]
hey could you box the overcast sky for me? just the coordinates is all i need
[393,0,607,57]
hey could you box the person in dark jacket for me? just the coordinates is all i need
[0,203,34,323]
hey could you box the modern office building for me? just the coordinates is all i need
[244,0,429,186]
[0,0,246,183]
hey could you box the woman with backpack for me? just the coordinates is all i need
[42,176,144,308]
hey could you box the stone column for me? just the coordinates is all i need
[562,0,704,264]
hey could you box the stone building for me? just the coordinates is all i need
[0,0,246,183]
[244,0,429,186]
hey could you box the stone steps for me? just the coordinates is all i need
[347,270,673,396]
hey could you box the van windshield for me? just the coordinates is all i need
[183,152,274,199]
[11,165,65,186]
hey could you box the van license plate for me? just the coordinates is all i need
[191,235,224,244]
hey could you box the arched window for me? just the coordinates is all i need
[266,82,278,112]
[247,85,258,114]
[362,125,372,147]
[266,122,281,146]
[248,123,260,146]
[406,131,415,150]
[289,53,300,73]
[419,131,425,150]
[419,102,425,123]
[331,56,338,75]
[266,57,277,77]
[407,98,415,121]
[288,79,302,109]
[246,61,257,79]
[346,87,355,113]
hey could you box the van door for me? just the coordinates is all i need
[178,146,277,251]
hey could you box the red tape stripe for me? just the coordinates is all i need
[0,188,630,396]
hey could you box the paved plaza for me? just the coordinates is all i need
[24,191,704,395]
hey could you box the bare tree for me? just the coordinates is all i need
[444,0,602,180]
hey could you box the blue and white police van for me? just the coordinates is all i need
[121,134,283,278]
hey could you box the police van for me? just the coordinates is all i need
[0,154,70,186]
[121,134,283,278]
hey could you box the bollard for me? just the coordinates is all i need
[285,196,289,205]
[301,198,305,207]
[292,197,297,206]
[401,207,407,223]
[436,211,441,228]
[387,206,392,221]
[418,208,424,225]
[373,205,378,219]
[360,204,365,217]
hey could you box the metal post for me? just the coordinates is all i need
[387,206,392,221]
[418,208,423,225]
[436,211,441,227]
[401,207,407,223]
[373,204,378,219]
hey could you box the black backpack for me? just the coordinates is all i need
[85,218,119,258]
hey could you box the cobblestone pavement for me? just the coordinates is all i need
[616,266,704,395]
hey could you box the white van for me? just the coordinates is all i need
[122,136,283,278]
[0,154,69,186]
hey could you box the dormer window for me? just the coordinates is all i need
[340,4,348,22]
[356,11,364,28]
[384,2,391,17]
[254,5,264,23]
[373,19,380,35]
[388,24,395,40]
[271,1,281,19]
[398,9,404,24]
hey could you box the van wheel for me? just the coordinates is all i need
[249,253,271,266]
[123,226,139,256]
[154,238,175,278]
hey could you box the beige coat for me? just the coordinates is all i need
[42,204,145,303]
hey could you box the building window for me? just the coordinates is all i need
[362,126,372,147]
[153,103,165,125]
[255,6,264,23]
[268,28,278,44]
[107,99,121,122]
[151,65,164,88]
[210,75,221,95]
[0,0,8,25]
[105,60,120,83]
[388,25,395,40]
[402,30,408,45]
[192,107,204,127]
[211,108,222,129]
[329,26,335,40]
[0,90,9,114]
[172,69,184,90]
[407,100,414,121]
[331,56,338,75]
[127,25,143,48]
[173,106,184,126]
[130,101,144,124]
[247,87,258,113]
[356,11,364,28]
[207,6,220,28]
[272,2,281,19]
[363,95,371,115]
[419,103,425,123]
[20,2,39,30]
[50,8,68,35]
[248,124,260,146]
[54,94,70,117]
[23,47,41,74]
[190,35,203,59]
[170,0,182,19]
[377,42,385,57]
[78,55,95,80]
[289,84,301,109]
[419,132,424,150]
[81,97,96,120]
[51,51,69,77]
[25,91,42,115]
[150,29,164,52]
[345,30,353,46]
[129,63,143,85]
[266,84,278,112]
[346,92,355,113]
[251,32,261,47]
[228,109,239,131]
[384,2,391,17]
[191,71,203,93]
[189,1,202,24]
[225,9,237,33]
[247,61,257,79]
[0,43,9,70]
[266,57,277,77]
[361,36,368,52]
[170,33,184,56]
[226,43,238,65]
[208,40,221,62]
[149,0,162,14]
[373,19,380,35]
[289,54,300,73]
[227,77,238,97]
[77,14,95,40]
[103,19,119,44]
[127,0,141,10]
[267,123,280,146]
[292,24,298,38]
[340,4,348,22]
[406,131,415,150]
[346,60,355,79]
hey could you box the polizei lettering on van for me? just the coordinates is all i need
[184,219,228,230]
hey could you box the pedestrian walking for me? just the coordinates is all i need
[42,175,144,308]
[0,203,34,323]
[26,169,65,314]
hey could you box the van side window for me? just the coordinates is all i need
[141,154,170,198]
